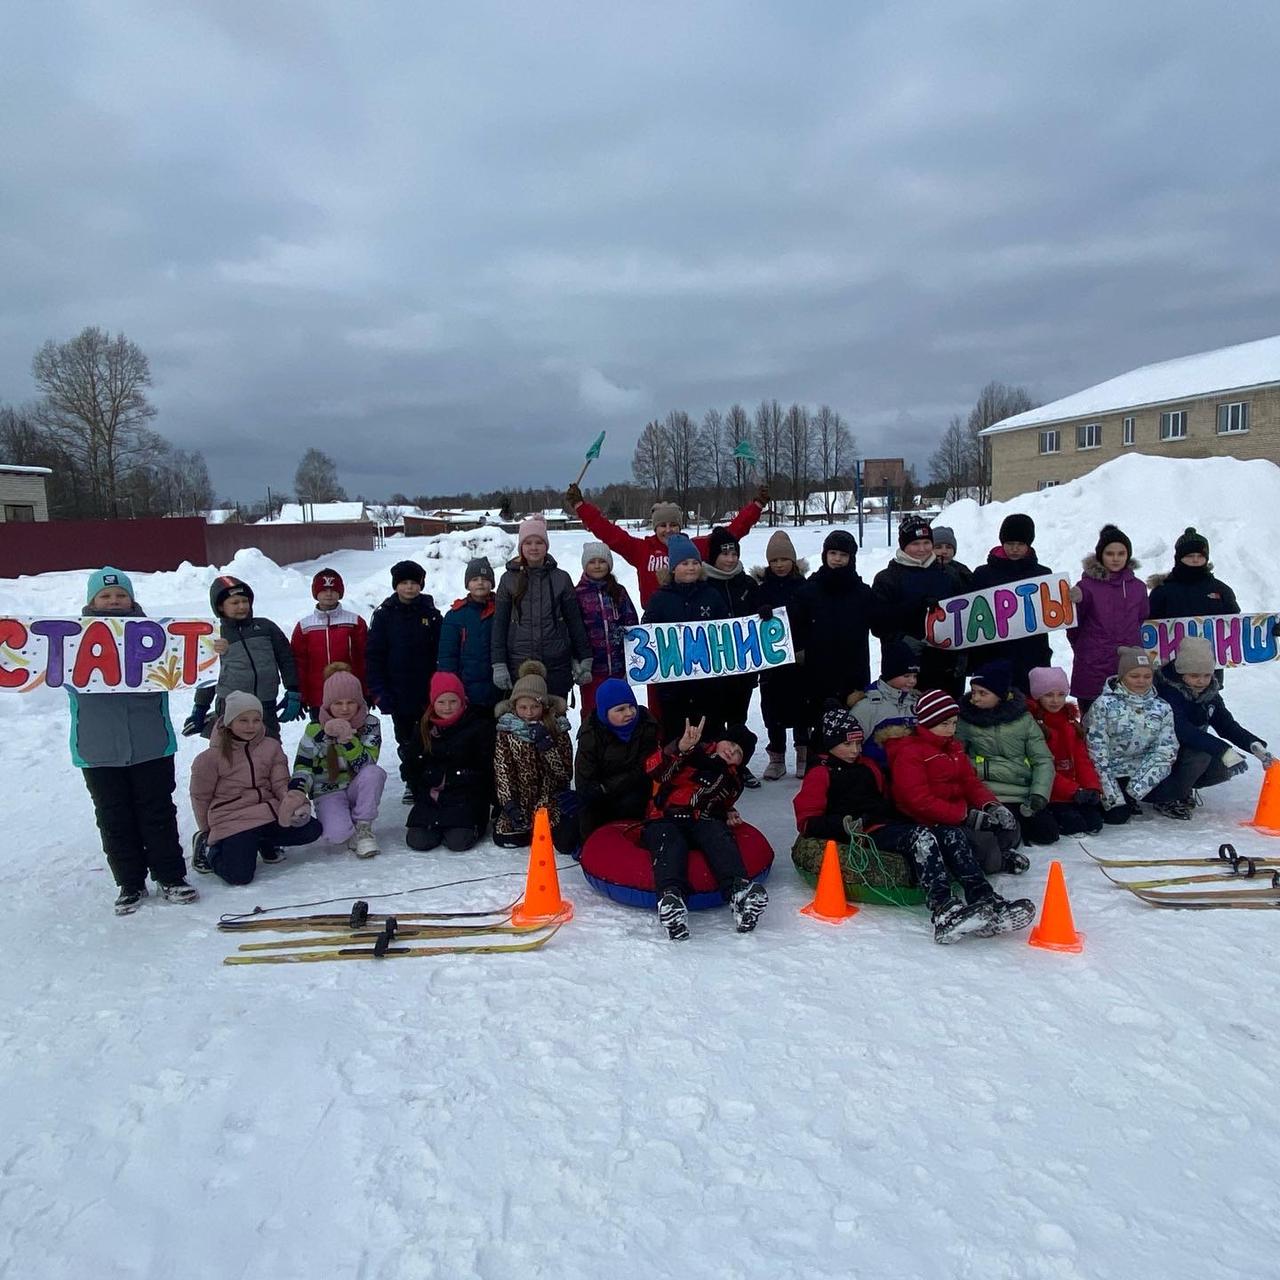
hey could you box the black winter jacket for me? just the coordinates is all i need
[641,576,730,626]
[967,550,1055,692]
[491,556,591,682]
[1154,663,1260,756]
[794,563,875,705]
[366,592,443,716]
[870,554,968,692]
[753,563,809,727]
[406,707,495,832]
[575,710,661,836]
[1147,564,1240,620]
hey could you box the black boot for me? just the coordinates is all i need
[931,897,990,944]
[979,895,1036,937]
[730,878,768,933]
[114,885,148,916]
[657,890,690,941]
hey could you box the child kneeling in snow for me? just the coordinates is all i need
[643,718,768,940]
[289,663,386,857]
[1147,636,1273,819]
[493,660,578,853]
[1084,648,1177,825]
[190,692,322,884]
[1026,667,1105,835]
[795,704,1032,943]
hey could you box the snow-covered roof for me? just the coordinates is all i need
[982,333,1280,435]
[203,508,236,524]
[427,508,503,524]
[0,462,52,476]
[265,501,368,524]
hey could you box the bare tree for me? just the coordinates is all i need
[294,448,347,505]
[630,419,669,500]
[752,399,785,522]
[781,403,811,524]
[31,326,158,518]
[698,408,730,520]
[661,410,701,518]
[929,414,971,503]
[724,402,752,507]
[965,382,1037,504]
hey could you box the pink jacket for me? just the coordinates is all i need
[189,721,293,843]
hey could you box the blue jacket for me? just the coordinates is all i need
[1155,662,1261,756]
[438,597,498,708]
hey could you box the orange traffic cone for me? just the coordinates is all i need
[1242,761,1280,835]
[1027,860,1083,953]
[510,807,574,928]
[799,839,858,924]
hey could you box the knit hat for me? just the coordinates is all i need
[719,724,758,760]
[1117,646,1153,679]
[595,678,638,740]
[465,556,495,586]
[999,513,1035,545]
[320,662,368,728]
[1175,527,1210,560]
[651,501,683,529]
[766,530,797,562]
[222,690,262,724]
[1028,666,1070,700]
[880,639,921,681]
[706,527,740,564]
[510,659,549,703]
[1095,524,1132,562]
[931,525,957,551]
[819,703,864,750]
[581,541,614,572]
[427,671,468,727]
[916,688,960,729]
[1174,636,1216,675]
[210,574,253,614]
[311,567,344,599]
[665,533,701,570]
[822,529,858,560]
[86,567,135,606]
[898,517,933,549]
[518,514,548,553]
[390,559,425,587]
[970,660,1013,701]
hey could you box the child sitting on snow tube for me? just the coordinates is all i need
[574,679,660,842]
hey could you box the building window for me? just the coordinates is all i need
[1159,410,1188,441]
[1217,402,1249,434]
[3,504,35,522]
[1036,480,1060,491]
[1038,429,1060,455]
[1076,423,1101,450]
[1122,417,1135,446]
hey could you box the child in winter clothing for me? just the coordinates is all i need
[888,688,1025,876]
[72,567,198,915]
[1147,528,1240,620]
[1025,667,1104,835]
[186,575,302,740]
[752,529,810,780]
[189,691,322,885]
[643,719,768,940]
[492,515,592,701]
[1147,636,1272,818]
[575,541,639,719]
[405,672,496,852]
[930,526,973,589]
[795,704,1032,943]
[1067,525,1149,714]
[290,567,369,716]
[366,559,443,799]
[493,660,577,852]
[957,661,1058,847]
[438,556,500,711]
[850,639,921,757]
[289,663,386,857]
[1084,647,1177,825]
[575,678,661,840]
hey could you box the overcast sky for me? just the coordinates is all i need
[4,1,1279,501]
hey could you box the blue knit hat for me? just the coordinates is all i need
[86,567,135,605]
[595,678,639,740]
[665,533,701,570]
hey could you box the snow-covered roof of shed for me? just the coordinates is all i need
[0,462,53,475]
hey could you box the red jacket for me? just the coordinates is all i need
[290,607,369,708]
[1027,701,1103,803]
[577,501,763,606]
[645,742,743,820]
[886,728,997,826]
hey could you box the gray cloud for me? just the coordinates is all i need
[2,0,1279,500]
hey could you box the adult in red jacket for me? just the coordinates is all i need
[566,483,768,607]
[1027,667,1106,835]
[291,568,369,712]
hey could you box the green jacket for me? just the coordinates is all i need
[956,691,1055,806]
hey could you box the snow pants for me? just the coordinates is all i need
[644,817,746,898]
[314,765,387,844]
[872,822,994,912]
[209,818,323,886]
[407,823,484,852]
[1017,807,1061,846]
[82,755,186,891]
[578,775,652,842]
[1147,748,1234,804]
[1048,800,1104,835]
[389,709,425,783]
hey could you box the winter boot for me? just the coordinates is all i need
[762,750,787,782]
[401,783,414,805]
[191,830,211,875]
[657,889,690,941]
[114,886,148,916]
[730,878,769,933]
[1152,799,1193,821]
[260,846,285,864]
[741,765,762,790]
[159,880,199,905]
[353,820,380,859]
[931,897,990,944]
[794,746,808,778]
[978,895,1036,937]
[1001,849,1031,874]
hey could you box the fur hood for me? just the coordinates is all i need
[959,688,1030,727]
[750,558,809,582]
[1081,553,1141,580]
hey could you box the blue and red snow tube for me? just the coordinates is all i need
[578,820,775,910]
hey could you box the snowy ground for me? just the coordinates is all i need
[2,456,1280,1279]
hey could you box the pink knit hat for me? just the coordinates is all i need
[320,664,368,729]
[518,514,548,554]
[1028,666,1070,700]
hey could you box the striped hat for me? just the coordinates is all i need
[916,688,960,729]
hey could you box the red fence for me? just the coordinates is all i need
[0,518,377,579]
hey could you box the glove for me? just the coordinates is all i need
[324,717,355,744]
[531,724,555,752]
[500,800,530,831]
[571,657,593,686]
[565,482,584,509]
[1221,748,1249,779]
[984,802,1017,831]
[966,807,993,831]
[1021,794,1048,815]
[1074,788,1101,806]
[493,664,513,691]
[842,815,865,836]
[278,790,311,827]
[182,704,208,737]
[1250,742,1276,769]
[1069,585,1084,604]
[758,606,774,622]
[754,484,769,506]
[276,691,304,723]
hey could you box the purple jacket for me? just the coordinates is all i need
[1067,555,1150,700]
[575,575,639,679]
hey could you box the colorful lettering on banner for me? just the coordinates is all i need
[0,617,219,693]
[1138,614,1280,669]
[924,573,1077,651]
[624,607,797,685]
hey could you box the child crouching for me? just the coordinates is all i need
[1026,667,1105,835]
[643,718,768,940]
[189,692,322,884]
[289,663,386,857]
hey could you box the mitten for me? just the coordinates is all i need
[531,724,555,752]
[181,704,208,737]
[1021,794,1048,814]
[493,664,513,691]
[754,484,769,506]
[1221,748,1249,778]
[276,691,303,722]
[324,718,355,743]
[1069,585,1084,604]
[500,800,529,831]
[571,657,593,686]
[278,790,311,826]
[1250,742,1275,769]
[966,807,992,831]
[758,606,774,622]
[1074,788,1101,806]
[984,802,1017,831]
[565,482,584,508]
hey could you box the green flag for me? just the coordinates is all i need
[733,440,758,464]
[584,431,606,461]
